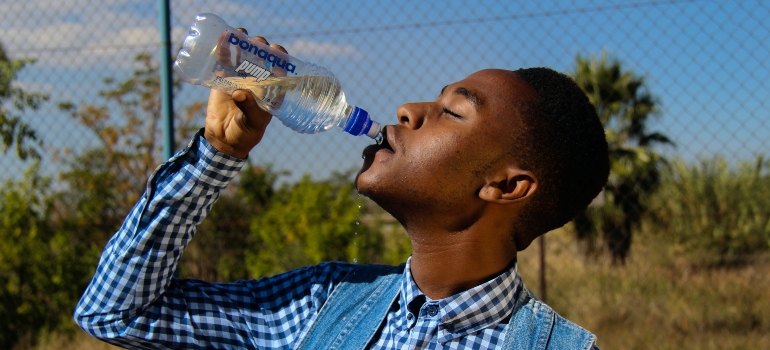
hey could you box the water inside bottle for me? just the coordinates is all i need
[209,74,380,137]
[222,75,341,112]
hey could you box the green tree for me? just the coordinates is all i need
[58,53,201,206]
[0,42,47,160]
[179,164,283,281]
[0,51,224,349]
[0,165,92,349]
[56,53,204,247]
[571,53,672,264]
[651,156,770,263]
[245,172,385,278]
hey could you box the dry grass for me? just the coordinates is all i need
[34,225,769,350]
[29,332,119,350]
[518,226,770,349]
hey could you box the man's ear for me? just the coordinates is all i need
[479,167,538,204]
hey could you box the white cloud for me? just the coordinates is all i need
[0,0,130,14]
[1,0,160,68]
[171,1,306,28]
[11,80,57,95]
[172,1,256,23]
[284,39,366,59]
[0,0,345,70]
[0,22,159,69]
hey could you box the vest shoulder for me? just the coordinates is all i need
[513,288,597,350]
[340,263,405,283]
[548,311,596,350]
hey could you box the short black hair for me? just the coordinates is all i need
[510,67,609,250]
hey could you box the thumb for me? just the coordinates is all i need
[232,90,272,131]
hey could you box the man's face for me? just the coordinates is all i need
[355,69,538,222]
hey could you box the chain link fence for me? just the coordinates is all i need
[1,0,769,348]
[2,0,766,184]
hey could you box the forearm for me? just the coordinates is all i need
[74,130,245,340]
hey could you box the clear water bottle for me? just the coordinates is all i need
[173,13,381,138]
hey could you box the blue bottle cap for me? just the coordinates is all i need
[343,106,380,138]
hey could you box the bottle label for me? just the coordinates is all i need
[235,60,271,82]
[226,33,297,74]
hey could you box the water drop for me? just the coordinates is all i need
[353,258,358,264]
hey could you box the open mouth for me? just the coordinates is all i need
[362,126,394,159]
[379,127,394,152]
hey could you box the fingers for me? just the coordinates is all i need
[270,43,288,54]
[232,90,272,128]
[232,90,258,113]
[205,28,285,157]
[232,89,253,104]
[251,35,269,45]
[215,33,234,71]
[225,29,285,121]
[238,27,286,54]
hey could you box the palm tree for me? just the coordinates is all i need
[0,42,47,161]
[572,53,673,264]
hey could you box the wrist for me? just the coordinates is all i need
[203,129,250,159]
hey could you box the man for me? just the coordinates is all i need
[75,34,608,349]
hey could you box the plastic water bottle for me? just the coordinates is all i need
[173,13,381,139]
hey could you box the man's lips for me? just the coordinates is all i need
[362,126,395,159]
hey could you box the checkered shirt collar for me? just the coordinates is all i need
[400,256,523,342]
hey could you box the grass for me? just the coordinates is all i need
[34,224,769,350]
[518,225,770,349]
[26,332,119,350]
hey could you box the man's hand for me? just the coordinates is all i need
[204,30,289,159]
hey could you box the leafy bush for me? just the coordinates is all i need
[0,165,93,349]
[245,172,386,278]
[179,164,282,281]
[650,156,770,262]
[0,42,47,161]
[571,53,672,263]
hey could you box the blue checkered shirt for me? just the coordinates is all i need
[75,131,595,349]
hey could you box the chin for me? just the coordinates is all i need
[354,168,379,198]
[355,156,385,192]
[355,170,397,211]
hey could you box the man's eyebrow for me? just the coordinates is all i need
[454,87,482,109]
[439,85,482,110]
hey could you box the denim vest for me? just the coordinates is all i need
[294,264,596,350]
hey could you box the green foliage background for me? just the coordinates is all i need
[0,49,767,349]
[651,156,770,262]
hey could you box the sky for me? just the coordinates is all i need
[1,0,768,182]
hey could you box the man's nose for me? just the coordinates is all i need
[396,102,430,129]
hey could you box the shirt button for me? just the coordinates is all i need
[427,305,439,316]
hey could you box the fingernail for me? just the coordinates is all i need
[255,36,269,45]
[236,27,248,35]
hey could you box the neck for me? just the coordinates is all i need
[404,213,518,300]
